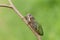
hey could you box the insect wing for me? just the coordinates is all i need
[37,23,44,36]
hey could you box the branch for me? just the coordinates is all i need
[0,4,12,8]
[8,0,25,21]
[0,0,42,40]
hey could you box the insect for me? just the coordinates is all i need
[25,14,43,36]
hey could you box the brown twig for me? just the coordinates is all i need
[0,0,41,40]
[0,4,12,8]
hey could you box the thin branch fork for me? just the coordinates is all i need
[0,0,42,40]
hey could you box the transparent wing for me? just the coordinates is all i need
[36,22,44,36]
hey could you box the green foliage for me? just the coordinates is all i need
[0,0,60,40]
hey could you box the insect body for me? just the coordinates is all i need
[25,14,43,36]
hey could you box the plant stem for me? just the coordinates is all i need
[0,0,42,40]
[0,4,12,8]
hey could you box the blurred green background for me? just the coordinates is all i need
[0,0,60,40]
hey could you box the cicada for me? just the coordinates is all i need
[25,14,43,36]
